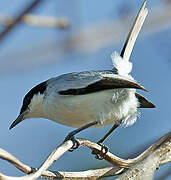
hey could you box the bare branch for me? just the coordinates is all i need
[0,148,32,174]
[116,133,171,180]
[0,140,122,179]
[0,14,69,28]
[78,131,171,168]
[0,132,170,179]
[0,145,119,179]
[0,140,73,180]
[0,0,42,43]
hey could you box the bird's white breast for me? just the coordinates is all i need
[42,88,139,128]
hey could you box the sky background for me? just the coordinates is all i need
[0,0,170,179]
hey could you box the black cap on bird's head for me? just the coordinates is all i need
[9,81,47,129]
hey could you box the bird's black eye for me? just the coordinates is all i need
[19,81,47,114]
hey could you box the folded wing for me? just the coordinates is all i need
[57,71,147,95]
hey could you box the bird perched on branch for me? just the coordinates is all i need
[10,1,154,151]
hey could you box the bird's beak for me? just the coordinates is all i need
[9,111,28,130]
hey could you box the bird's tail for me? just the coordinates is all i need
[111,1,148,78]
[111,51,132,77]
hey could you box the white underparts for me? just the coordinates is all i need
[110,51,139,126]
[23,51,139,128]
[41,88,139,128]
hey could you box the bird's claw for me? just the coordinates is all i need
[64,134,80,152]
[92,142,108,160]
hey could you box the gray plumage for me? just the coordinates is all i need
[10,69,154,130]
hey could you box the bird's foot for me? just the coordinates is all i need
[64,133,80,152]
[92,142,108,160]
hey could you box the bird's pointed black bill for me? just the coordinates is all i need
[9,112,26,130]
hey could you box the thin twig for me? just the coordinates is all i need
[0,0,42,43]
[0,14,69,28]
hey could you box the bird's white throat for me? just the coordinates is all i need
[26,93,45,118]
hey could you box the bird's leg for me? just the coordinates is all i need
[92,124,119,160]
[98,124,119,144]
[64,121,99,151]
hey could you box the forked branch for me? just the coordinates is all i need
[0,131,170,179]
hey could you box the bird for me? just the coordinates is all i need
[9,53,154,142]
[10,1,154,150]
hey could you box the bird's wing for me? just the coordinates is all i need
[55,71,147,95]
[135,92,155,108]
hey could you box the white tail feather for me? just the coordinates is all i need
[111,51,132,77]
[111,1,148,77]
[121,1,148,62]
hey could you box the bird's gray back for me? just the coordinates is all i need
[46,70,114,93]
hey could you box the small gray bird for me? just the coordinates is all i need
[9,54,154,143]
[10,1,154,147]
